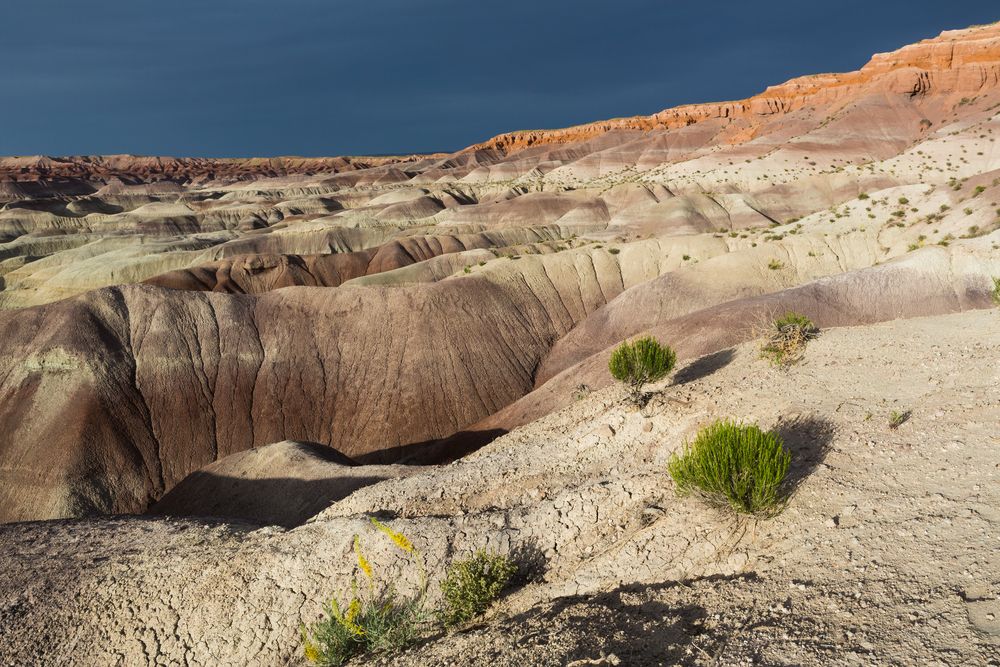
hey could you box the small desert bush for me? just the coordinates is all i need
[767,258,784,270]
[302,587,426,666]
[992,276,1000,306]
[302,520,429,666]
[608,336,677,403]
[760,312,818,366]
[668,420,791,516]
[439,550,517,629]
[888,410,910,430]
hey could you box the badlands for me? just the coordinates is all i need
[1,21,999,666]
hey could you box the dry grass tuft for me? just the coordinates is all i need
[758,312,818,367]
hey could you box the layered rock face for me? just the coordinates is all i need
[469,23,1000,154]
[1,23,1000,523]
[0,154,428,200]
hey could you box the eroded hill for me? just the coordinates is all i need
[1,24,1000,523]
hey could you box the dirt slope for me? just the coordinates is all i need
[0,309,996,665]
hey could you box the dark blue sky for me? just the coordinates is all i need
[1,1,996,157]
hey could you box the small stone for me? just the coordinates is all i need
[643,421,653,432]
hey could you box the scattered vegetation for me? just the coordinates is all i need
[439,550,517,629]
[760,312,818,366]
[302,519,526,664]
[608,336,677,403]
[302,520,429,666]
[767,258,785,270]
[668,419,791,516]
[992,276,1000,306]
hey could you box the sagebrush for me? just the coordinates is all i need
[608,336,676,402]
[439,549,517,628]
[668,420,791,516]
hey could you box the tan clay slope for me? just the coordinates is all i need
[469,22,1000,155]
[458,244,1000,451]
[0,310,996,665]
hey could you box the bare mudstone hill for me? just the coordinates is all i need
[0,20,998,667]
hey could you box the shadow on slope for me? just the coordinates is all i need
[672,348,735,385]
[354,429,510,465]
[488,574,761,665]
[774,415,835,500]
[148,440,414,527]
[150,474,397,528]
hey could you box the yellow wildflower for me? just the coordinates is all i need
[370,517,414,553]
[354,536,373,579]
[300,625,321,664]
[303,640,320,664]
[343,597,364,636]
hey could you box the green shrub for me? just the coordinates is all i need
[668,420,791,516]
[760,312,818,366]
[608,336,677,402]
[439,550,516,629]
[767,258,784,270]
[302,521,428,666]
[992,277,1000,306]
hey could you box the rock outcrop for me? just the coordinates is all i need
[469,23,1000,155]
